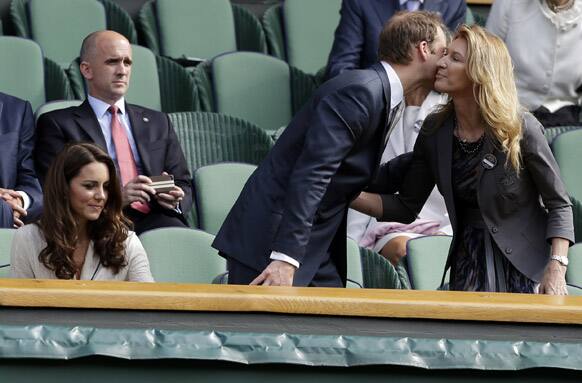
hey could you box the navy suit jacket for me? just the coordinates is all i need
[213,63,409,286]
[35,100,192,219]
[0,92,43,224]
[325,0,466,79]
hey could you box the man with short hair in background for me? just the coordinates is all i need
[35,30,192,234]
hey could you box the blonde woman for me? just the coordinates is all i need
[352,25,574,294]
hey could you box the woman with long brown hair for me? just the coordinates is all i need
[352,25,574,294]
[10,143,154,281]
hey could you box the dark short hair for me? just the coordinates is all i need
[378,11,447,65]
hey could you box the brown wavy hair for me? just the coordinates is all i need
[38,143,131,279]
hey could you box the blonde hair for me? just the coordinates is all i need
[457,24,523,172]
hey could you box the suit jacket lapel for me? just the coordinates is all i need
[126,104,152,175]
[372,63,392,169]
[74,100,107,149]
[437,116,456,230]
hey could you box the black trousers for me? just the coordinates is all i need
[125,208,188,235]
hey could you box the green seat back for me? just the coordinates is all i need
[283,0,341,74]
[169,112,273,172]
[213,52,292,133]
[156,0,236,60]
[139,227,225,284]
[35,100,83,121]
[346,238,363,288]
[359,246,410,289]
[566,243,582,287]
[262,4,285,60]
[406,235,452,290]
[544,126,581,146]
[194,163,256,235]
[0,229,15,278]
[552,129,582,242]
[465,6,475,25]
[0,36,45,110]
[126,44,161,111]
[168,112,272,227]
[28,0,106,68]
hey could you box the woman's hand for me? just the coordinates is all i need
[539,261,568,295]
[350,192,383,219]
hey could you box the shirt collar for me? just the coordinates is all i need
[380,61,404,110]
[88,95,126,118]
[399,0,424,6]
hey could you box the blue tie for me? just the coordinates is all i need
[406,0,421,11]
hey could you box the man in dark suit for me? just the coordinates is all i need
[35,31,192,235]
[0,92,43,228]
[325,0,466,80]
[213,12,448,287]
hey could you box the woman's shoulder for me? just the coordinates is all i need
[420,108,452,137]
[520,112,545,141]
[13,223,44,242]
[123,231,146,257]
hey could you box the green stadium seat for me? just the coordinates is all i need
[346,238,363,288]
[465,6,476,25]
[566,243,582,288]
[137,0,266,61]
[168,111,273,172]
[263,0,341,75]
[544,125,581,146]
[35,100,83,121]
[67,45,198,113]
[10,0,137,67]
[552,129,582,242]
[359,245,410,289]
[139,227,226,284]
[0,36,71,110]
[212,52,292,134]
[193,163,256,235]
[0,228,15,278]
[168,112,272,227]
[11,0,106,68]
[406,235,452,290]
[0,36,45,110]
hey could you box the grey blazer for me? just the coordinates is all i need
[380,110,574,282]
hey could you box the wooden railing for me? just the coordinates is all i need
[467,0,493,4]
[1,279,581,324]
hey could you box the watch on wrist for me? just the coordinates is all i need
[550,255,569,267]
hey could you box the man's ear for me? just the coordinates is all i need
[417,41,430,62]
[79,61,92,80]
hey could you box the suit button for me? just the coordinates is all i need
[505,248,512,254]
[491,226,498,234]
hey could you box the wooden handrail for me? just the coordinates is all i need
[0,279,581,324]
[467,0,492,4]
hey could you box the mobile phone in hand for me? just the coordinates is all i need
[150,174,174,193]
